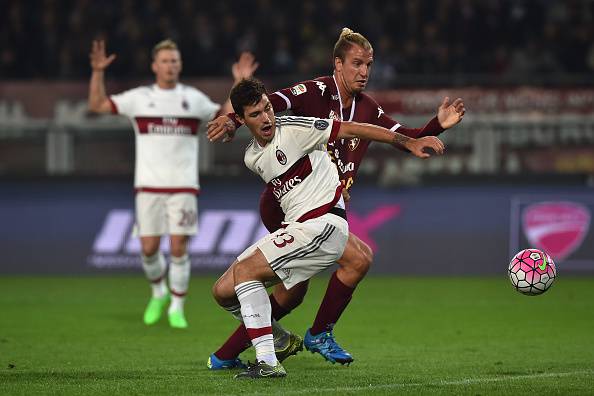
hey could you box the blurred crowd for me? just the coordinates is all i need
[1,0,593,85]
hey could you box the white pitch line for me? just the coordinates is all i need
[252,370,594,395]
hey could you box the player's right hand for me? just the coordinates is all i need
[232,52,259,83]
[405,136,445,159]
[90,40,116,71]
[207,115,237,143]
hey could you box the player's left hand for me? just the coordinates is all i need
[207,115,237,143]
[437,97,466,129]
[341,188,351,202]
[232,52,259,83]
[404,136,445,159]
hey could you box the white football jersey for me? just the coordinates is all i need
[110,83,220,193]
[244,116,343,222]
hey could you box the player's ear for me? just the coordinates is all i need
[334,57,343,72]
[151,61,158,74]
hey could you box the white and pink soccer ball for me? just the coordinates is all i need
[508,249,557,296]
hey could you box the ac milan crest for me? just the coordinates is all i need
[522,201,590,260]
[276,149,287,165]
[348,138,360,151]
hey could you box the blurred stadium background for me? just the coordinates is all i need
[1,0,593,275]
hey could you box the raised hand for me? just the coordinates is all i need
[404,136,445,159]
[232,52,259,82]
[207,115,237,142]
[341,188,351,202]
[89,40,116,71]
[437,97,466,129]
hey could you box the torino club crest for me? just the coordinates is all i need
[348,138,360,151]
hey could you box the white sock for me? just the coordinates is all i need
[235,281,277,366]
[141,252,167,298]
[168,254,190,313]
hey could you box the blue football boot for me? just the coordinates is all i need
[207,353,247,370]
[304,327,354,365]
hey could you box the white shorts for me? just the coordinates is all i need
[237,212,349,289]
[135,192,198,236]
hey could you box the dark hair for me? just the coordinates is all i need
[230,77,267,117]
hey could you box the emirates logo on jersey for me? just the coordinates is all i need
[348,138,360,151]
[276,149,287,165]
[135,117,198,135]
[271,176,303,200]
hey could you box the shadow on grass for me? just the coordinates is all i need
[0,368,173,382]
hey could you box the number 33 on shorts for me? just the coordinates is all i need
[273,231,294,248]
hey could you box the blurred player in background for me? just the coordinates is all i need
[207,28,465,367]
[87,39,258,328]
[212,77,445,378]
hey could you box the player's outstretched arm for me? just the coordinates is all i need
[437,96,466,129]
[88,40,116,113]
[216,52,260,136]
[338,121,445,159]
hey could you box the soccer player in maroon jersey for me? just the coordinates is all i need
[206,28,465,368]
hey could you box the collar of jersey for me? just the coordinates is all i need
[331,75,356,122]
[152,83,181,93]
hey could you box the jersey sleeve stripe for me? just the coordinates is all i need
[274,91,292,110]
[283,116,314,126]
[389,123,402,132]
[329,120,341,143]
[108,98,119,114]
[280,120,314,129]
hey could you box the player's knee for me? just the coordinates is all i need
[169,236,188,257]
[141,244,159,257]
[232,261,252,285]
[361,242,374,270]
[212,278,231,307]
[352,243,373,276]
[170,245,186,258]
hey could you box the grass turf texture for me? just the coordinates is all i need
[1,275,593,395]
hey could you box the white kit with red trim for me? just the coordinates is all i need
[110,84,220,193]
[244,116,342,223]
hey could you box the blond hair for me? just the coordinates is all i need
[152,39,179,59]
[333,28,373,61]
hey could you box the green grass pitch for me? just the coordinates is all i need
[1,275,593,395]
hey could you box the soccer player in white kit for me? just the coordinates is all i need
[87,39,258,328]
[211,78,445,378]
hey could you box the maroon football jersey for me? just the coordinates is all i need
[258,75,444,231]
[268,75,443,192]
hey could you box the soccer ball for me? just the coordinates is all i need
[508,248,556,296]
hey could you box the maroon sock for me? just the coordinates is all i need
[309,271,355,336]
[214,294,291,360]
[270,293,291,321]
